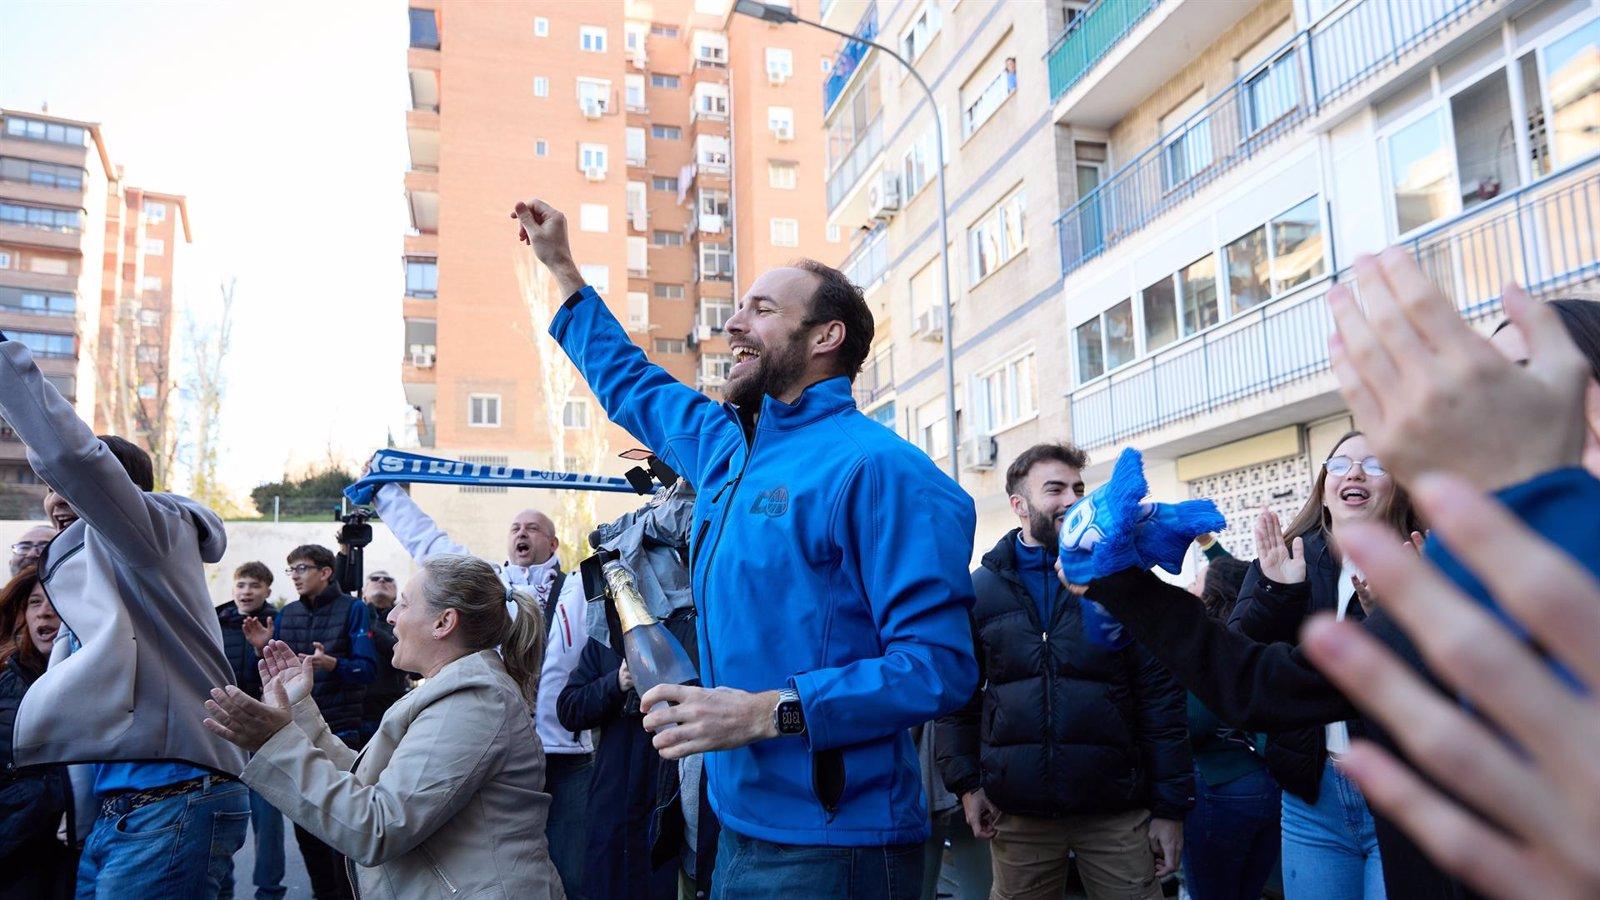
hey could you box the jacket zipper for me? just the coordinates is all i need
[693,420,763,688]
[422,846,457,894]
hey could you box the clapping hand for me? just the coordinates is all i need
[241,616,271,652]
[259,639,315,707]
[203,644,306,752]
[1253,507,1305,584]
[309,642,338,673]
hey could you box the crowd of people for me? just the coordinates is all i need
[0,198,1595,900]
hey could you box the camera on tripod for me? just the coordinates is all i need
[335,506,375,595]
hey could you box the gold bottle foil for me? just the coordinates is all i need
[603,561,658,632]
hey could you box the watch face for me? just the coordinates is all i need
[778,702,805,734]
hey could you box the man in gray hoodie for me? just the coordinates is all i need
[0,333,249,898]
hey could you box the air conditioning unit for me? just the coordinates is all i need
[771,124,794,142]
[867,170,902,220]
[585,166,607,182]
[961,434,999,472]
[767,66,789,86]
[581,99,604,119]
[912,308,944,342]
[695,324,713,341]
[410,346,436,368]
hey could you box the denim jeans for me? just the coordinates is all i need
[220,789,286,900]
[1279,761,1385,900]
[713,828,923,900]
[76,777,249,899]
[546,751,595,900]
[1181,766,1281,900]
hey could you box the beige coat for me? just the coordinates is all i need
[243,650,564,900]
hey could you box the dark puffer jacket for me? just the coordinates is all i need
[1,654,70,861]
[216,603,277,699]
[937,530,1193,820]
[274,585,369,736]
[1227,528,1365,802]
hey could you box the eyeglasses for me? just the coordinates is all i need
[284,564,324,575]
[367,575,395,583]
[9,541,48,555]
[1324,455,1387,478]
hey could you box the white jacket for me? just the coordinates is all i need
[375,484,591,756]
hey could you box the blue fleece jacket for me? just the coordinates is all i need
[551,286,978,847]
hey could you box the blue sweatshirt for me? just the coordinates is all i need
[552,286,978,847]
[1014,535,1056,626]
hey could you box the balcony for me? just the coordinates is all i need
[408,68,440,113]
[826,116,883,214]
[1066,154,1600,450]
[1046,0,1162,102]
[823,4,877,117]
[1055,0,1494,279]
[840,227,889,293]
[853,347,894,409]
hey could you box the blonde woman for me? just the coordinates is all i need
[204,554,563,900]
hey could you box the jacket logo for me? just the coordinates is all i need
[749,486,790,517]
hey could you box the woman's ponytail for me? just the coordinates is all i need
[500,588,545,710]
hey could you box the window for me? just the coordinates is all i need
[1161,90,1214,189]
[961,53,1017,137]
[902,129,936,197]
[1074,316,1104,382]
[698,188,730,218]
[408,7,440,49]
[535,139,549,157]
[827,224,842,243]
[1269,197,1325,295]
[1103,298,1135,370]
[694,83,729,119]
[654,338,686,354]
[405,258,438,297]
[701,353,733,384]
[626,127,646,164]
[141,276,163,292]
[0,203,82,233]
[11,331,74,358]
[651,175,679,192]
[1545,19,1600,168]
[579,203,608,232]
[1179,254,1220,334]
[1142,275,1179,351]
[1241,44,1300,134]
[625,24,646,54]
[692,31,729,66]
[699,242,732,280]
[652,229,684,247]
[580,264,610,294]
[625,75,646,110]
[534,16,549,37]
[627,180,647,221]
[700,298,733,329]
[973,352,1037,435]
[650,23,678,37]
[628,236,648,274]
[821,57,832,73]
[577,78,611,113]
[651,124,682,139]
[579,143,609,171]
[468,394,501,427]
[968,191,1026,283]
[0,157,84,190]
[144,202,167,223]
[901,1,943,63]
[3,117,87,146]
[915,398,949,459]
[28,256,67,275]
[562,399,591,428]
[0,289,73,317]
[768,106,795,138]
[580,26,607,53]
[1224,226,1270,315]
[136,345,161,364]
[143,238,165,256]
[909,259,939,319]
[0,251,9,268]
[138,310,161,326]
[137,384,157,400]
[766,48,794,80]
[533,77,549,97]
[769,161,797,189]
[696,134,730,169]
[650,74,680,89]
[653,283,685,299]
[770,218,799,247]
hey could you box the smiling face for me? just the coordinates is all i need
[1321,433,1395,528]
[388,571,461,676]
[24,583,59,656]
[506,510,557,568]
[1010,459,1087,546]
[232,577,271,615]
[41,488,75,531]
[724,267,826,409]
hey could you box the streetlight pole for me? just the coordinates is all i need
[735,0,962,484]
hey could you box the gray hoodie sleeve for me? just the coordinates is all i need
[0,341,178,565]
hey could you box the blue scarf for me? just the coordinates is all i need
[344,449,643,505]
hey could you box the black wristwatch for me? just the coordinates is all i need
[773,688,805,736]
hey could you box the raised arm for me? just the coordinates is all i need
[373,483,472,563]
[515,199,732,484]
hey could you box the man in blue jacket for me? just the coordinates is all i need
[513,198,979,898]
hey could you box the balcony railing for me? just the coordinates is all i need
[854,347,895,409]
[823,4,877,116]
[1046,0,1162,102]
[1066,154,1600,450]
[841,227,889,292]
[1054,0,1490,280]
[827,116,884,211]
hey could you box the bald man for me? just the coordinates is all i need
[10,523,56,575]
[370,476,593,898]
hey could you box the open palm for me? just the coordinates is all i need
[258,639,315,708]
[1254,507,1306,584]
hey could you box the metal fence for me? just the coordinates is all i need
[1046,0,1162,102]
[827,116,884,211]
[1067,154,1600,449]
[841,227,890,292]
[1054,0,1492,279]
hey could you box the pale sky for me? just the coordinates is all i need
[0,0,411,501]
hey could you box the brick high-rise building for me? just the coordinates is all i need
[400,0,841,554]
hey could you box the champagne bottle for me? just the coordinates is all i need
[603,561,698,716]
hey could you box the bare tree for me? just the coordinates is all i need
[187,279,235,513]
[97,287,179,488]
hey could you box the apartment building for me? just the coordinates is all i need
[820,0,1600,554]
[400,0,839,553]
[0,110,113,515]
